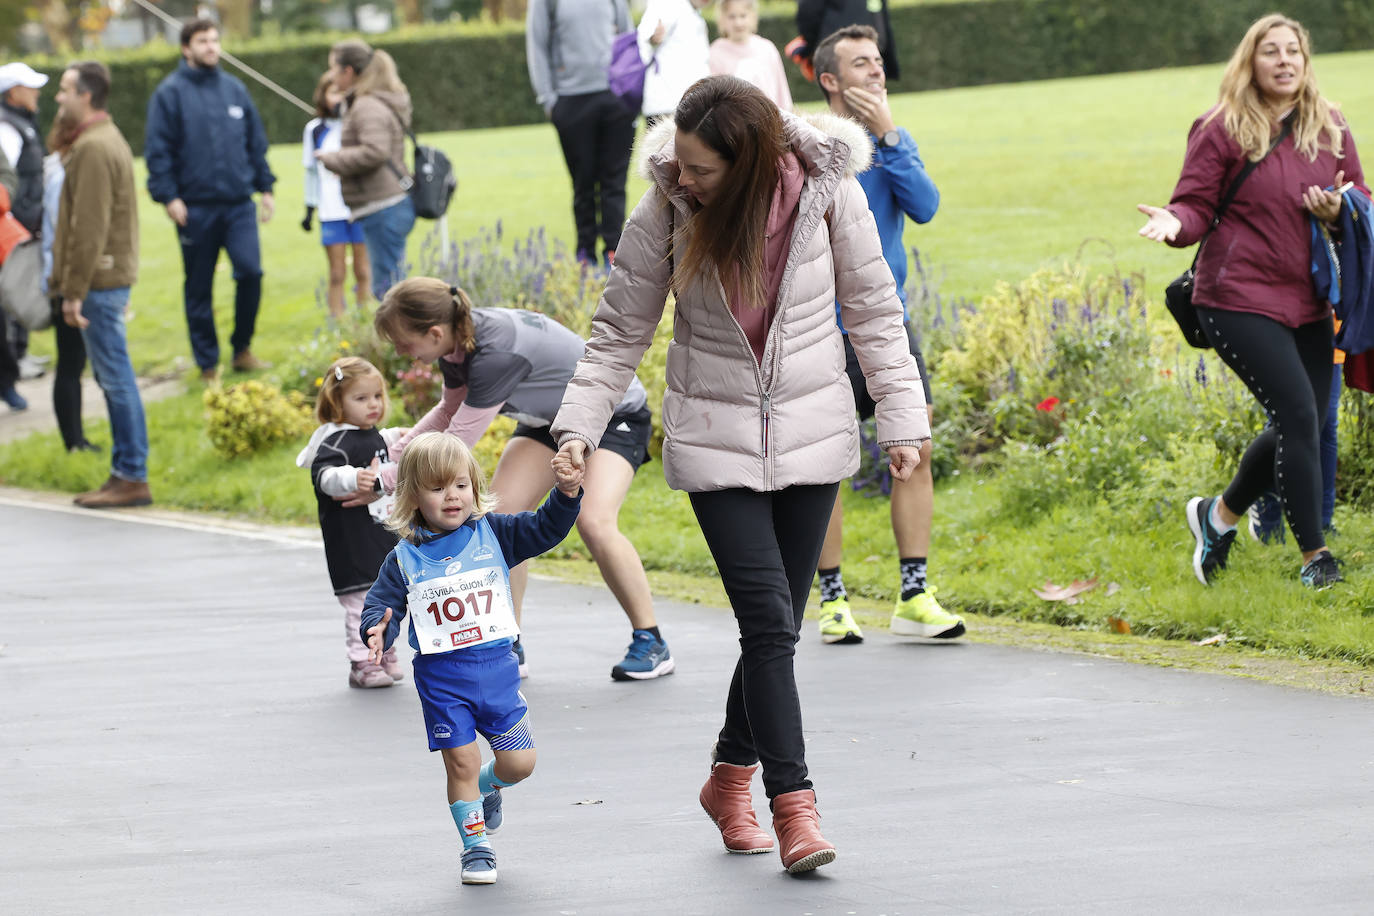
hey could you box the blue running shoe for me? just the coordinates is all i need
[1186,496,1237,586]
[1,385,27,411]
[512,637,528,679]
[483,790,502,834]
[611,630,675,681]
[460,845,497,885]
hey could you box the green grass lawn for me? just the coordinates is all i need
[24,49,1374,373]
[7,53,1374,668]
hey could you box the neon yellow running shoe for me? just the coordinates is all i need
[818,597,864,644]
[890,588,965,639]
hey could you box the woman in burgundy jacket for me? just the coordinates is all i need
[1137,13,1363,590]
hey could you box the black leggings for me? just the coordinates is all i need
[1199,307,1332,552]
[50,298,88,450]
[688,483,838,801]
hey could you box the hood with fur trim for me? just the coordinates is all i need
[635,109,873,195]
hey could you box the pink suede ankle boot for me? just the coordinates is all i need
[699,762,774,854]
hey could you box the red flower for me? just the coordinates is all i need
[1036,396,1060,412]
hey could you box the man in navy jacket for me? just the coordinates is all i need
[809,24,967,646]
[145,18,275,381]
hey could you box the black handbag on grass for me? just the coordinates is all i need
[1164,118,1292,349]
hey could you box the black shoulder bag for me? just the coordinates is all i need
[1163,117,1291,349]
[381,105,458,221]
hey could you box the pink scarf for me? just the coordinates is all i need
[727,151,805,366]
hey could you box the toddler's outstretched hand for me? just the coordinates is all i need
[366,608,393,664]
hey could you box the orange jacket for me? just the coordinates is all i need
[0,184,34,265]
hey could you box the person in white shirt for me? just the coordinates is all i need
[638,0,712,128]
[301,73,371,318]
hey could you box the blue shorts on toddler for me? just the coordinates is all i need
[414,641,535,751]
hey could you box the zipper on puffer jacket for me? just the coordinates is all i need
[716,274,775,489]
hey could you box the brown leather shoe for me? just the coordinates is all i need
[772,789,836,874]
[699,762,773,854]
[74,477,152,509]
[231,350,271,371]
[200,366,219,382]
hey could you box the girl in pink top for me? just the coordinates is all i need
[708,0,792,111]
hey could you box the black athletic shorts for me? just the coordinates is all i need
[843,322,931,419]
[511,404,653,469]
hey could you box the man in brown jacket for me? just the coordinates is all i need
[52,61,151,509]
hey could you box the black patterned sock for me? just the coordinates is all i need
[818,567,846,603]
[900,557,928,601]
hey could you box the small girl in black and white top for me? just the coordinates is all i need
[296,356,406,688]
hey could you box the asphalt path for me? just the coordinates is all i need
[4,498,1374,915]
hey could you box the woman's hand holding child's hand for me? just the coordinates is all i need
[366,608,393,664]
[551,440,586,496]
[887,445,921,482]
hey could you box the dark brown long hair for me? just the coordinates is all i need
[672,76,788,311]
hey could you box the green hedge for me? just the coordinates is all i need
[28,0,1374,155]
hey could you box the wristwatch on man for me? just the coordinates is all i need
[879,130,901,149]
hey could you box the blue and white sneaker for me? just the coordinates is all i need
[482,790,502,834]
[460,844,498,885]
[513,637,528,679]
[611,630,675,681]
[1186,496,1237,586]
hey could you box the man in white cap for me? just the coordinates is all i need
[0,61,49,408]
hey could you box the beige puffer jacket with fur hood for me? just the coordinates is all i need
[552,111,930,493]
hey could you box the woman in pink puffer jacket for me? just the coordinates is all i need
[551,75,928,874]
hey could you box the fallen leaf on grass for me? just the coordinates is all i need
[1105,582,1121,596]
[1194,633,1228,646]
[1107,616,1131,635]
[1031,578,1099,604]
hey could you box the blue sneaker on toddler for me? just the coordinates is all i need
[461,845,497,885]
[482,790,502,833]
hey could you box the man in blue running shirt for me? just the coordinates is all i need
[810,25,966,645]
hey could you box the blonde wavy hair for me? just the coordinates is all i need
[1206,13,1343,162]
[386,432,495,543]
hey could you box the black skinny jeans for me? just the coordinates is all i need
[1199,307,1333,552]
[689,482,838,801]
[50,297,88,450]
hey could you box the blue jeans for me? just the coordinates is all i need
[178,199,263,370]
[1253,365,1342,540]
[80,287,148,482]
[357,196,415,300]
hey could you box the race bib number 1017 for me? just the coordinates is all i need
[407,567,519,655]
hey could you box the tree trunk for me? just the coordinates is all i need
[41,0,75,52]
[483,0,526,22]
[396,0,424,25]
[217,0,254,38]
